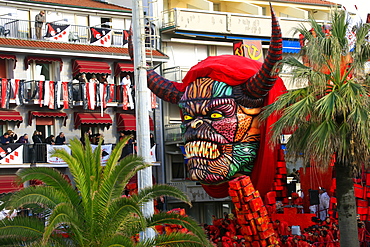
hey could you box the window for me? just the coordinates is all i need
[171,154,187,180]
[101,17,112,29]
[28,61,59,81]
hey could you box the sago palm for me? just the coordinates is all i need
[0,136,211,247]
[261,10,370,247]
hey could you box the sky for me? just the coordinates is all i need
[330,0,368,22]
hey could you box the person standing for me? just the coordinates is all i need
[0,133,10,145]
[319,188,330,221]
[55,132,66,145]
[16,134,29,144]
[35,10,46,39]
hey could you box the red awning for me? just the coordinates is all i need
[114,62,134,77]
[0,54,17,68]
[0,111,23,123]
[117,113,154,131]
[74,112,113,129]
[72,60,111,77]
[0,54,16,60]
[29,111,67,126]
[24,55,63,71]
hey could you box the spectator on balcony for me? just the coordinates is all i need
[6,130,18,143]
[45,135,55,145]
[0,133,10,145]
[35,10,46,39]
[55,132,66,145]
[16,134,29,144]
[78,73,88,109]
[32,130,43,144]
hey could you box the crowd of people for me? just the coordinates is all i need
[0,130,66,145]
[204,213,369,247]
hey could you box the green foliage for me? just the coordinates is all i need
[0,137,211,247]
[261,10,370,168]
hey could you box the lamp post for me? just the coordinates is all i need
[132,0,155,240]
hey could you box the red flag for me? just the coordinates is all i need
[86,82,96,110]
[62,81,69,109]
[151,92,157,109]
[108,85,114,103]
[48,81,55,109]
[13,79,20,105]
[1,78,7,108]
[39,81,43,107]
[102,83,107,108]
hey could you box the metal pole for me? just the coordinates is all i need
[132,0,155,240]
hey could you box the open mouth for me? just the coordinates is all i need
[184,141,220,159]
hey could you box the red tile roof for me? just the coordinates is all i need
[21,0,131,11]
[0,38,168,58]
[273,0,338,6]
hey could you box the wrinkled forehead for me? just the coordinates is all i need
[180,78,234,102]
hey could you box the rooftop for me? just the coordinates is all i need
[8,0,131,12]
[0,38,168,58]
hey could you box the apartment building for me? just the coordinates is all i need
[0,0,167,193]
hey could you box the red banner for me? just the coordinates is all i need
[62,81,69,109]
[233,40,264,62]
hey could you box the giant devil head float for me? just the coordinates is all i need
[136,4,284,197]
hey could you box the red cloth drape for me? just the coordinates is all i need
[48,81,54,109]
[62,81,69,109]
[39,81,43,107]
[1,78,7,108]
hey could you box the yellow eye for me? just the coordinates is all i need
[184,115,193,121]
[210,112,223,119]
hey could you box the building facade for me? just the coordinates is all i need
[0,0,167,194]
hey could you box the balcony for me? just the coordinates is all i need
[11,80,131,107]
[0,143,119,165]
[0,17,128,47]
[162,8,323,39]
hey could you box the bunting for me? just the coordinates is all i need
[1,78,10,109]
[48,81,55,109]
[89,27,112,47]
[62,81,69,109]
[38,81,43,107]
[18,80,24,106]
[86,82,96,110]
[108,84,114,103]
[44,23,70,42]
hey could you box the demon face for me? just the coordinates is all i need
[179,78,261,183]
[143,4,282,186]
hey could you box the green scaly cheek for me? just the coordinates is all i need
[227,141,259,178]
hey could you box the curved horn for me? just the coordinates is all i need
[147,70,184,104]
[241,4,283,99]
[128,26,183,104]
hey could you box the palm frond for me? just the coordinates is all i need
[146,212,209,245]
[140,232,212,247]
[42,202,85,246]
[5,185,70,210]
[15,167,80,208]
[0,216,45,245]
[132,184,191,206]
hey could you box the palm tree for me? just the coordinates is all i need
[261,11,370,247]
[0,136,211,247]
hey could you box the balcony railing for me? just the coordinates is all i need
[14,80,131,106]
[162,8,323,39]
[0,17,128,47]
[0,143,118,164]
